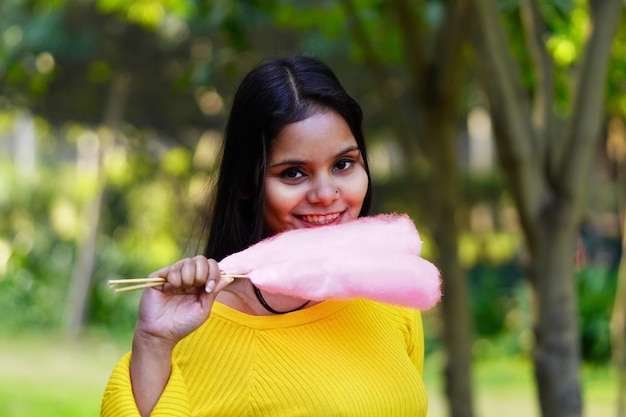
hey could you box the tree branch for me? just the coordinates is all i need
[388,0,426,98]
[430,0,471,106]
[340,0,422,157]
[469,0,543,251]
[558,0,623,203]
[519,0,554,147]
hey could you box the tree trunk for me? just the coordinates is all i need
[429,176,474,417]
[66,177,105,336]
[438,243,474,417]
[65,72,130,337]
[340,18,475,417]
[418,107,474,417]
[469,1,622,416]
[394,1,476,414]
[530,204,582,417]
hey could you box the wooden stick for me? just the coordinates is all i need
[114,282,164,293]
[108,274,249,293]
[108,278,166,285]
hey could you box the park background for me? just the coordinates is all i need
[0,1,624,417]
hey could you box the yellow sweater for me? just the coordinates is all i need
[101,299,428,417]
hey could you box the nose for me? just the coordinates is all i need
[308,175,339,205]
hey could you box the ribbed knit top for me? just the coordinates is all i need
[101,299,428,417]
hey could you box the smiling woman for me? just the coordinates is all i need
[263,110,369,233]
[101,56,429,417]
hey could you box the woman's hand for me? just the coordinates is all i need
[130,256,233,416]
[134,255,233,346]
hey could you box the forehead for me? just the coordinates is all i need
[269,111,357,160]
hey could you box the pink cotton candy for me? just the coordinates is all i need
[248,248,441,310]
[218,213,423,274]
[218,213,442,310]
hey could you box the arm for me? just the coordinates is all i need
[130,332,175,416]
[102,256,234,417]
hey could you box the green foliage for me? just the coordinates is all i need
[266,0,407,64]
[464,261,618,363]
[0,110,207,334]
[0,0,225,134]
[577,265,617,363]
[497,0,593,113]
[469,262,525,338]
[0,160,70,330]
[607,13,626,116]
[0,0,622,372]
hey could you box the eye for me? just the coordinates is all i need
[334,158,353,171]
[280,167,305,180]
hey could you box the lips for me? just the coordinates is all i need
[299,212,342,225]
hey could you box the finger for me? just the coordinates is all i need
[162,258,187,288]
[180,258,198,287]
[171,268,184,288]
[205,259,225,294]
[192,256,210,287]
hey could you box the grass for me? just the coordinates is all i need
[0,331,618,417]
[0,331,129,417]
[424,353,616,417]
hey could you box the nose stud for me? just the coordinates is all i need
[335,190,339,194]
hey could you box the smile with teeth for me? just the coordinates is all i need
[300,213,341,225]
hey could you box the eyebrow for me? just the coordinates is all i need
[268,145,360,168]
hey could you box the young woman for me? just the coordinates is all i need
[101,56,428,417]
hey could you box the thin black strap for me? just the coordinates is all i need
[253,285,309,314]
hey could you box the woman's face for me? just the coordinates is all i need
[263,110,369,235]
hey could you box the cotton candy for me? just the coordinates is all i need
[248,248,441,310]
[218,213,423,273]
[218,213,442,310]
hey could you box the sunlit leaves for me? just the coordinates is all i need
[0,239,11,276]
[545,2,588,67]
[459,233,480,266]
[547,36,577,66]
[50,198,79,240]
[458,230,522,267]
[104,145,130,186]
[97,0,195,28]
[161,147,192,177]
[0,0,212,129]
[497,0,595,112]
[0,105,204,329]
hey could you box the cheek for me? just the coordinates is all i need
[264,182,301,213]
[345,171,369,210]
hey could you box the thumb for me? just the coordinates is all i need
[198,274,235,311]
[205,274,235,294]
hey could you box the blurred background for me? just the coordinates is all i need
[0,1,624,416]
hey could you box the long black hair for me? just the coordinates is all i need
[203,56,372,261]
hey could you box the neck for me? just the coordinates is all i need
[216,280,317,316]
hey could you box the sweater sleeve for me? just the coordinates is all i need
[100,352,192,417]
